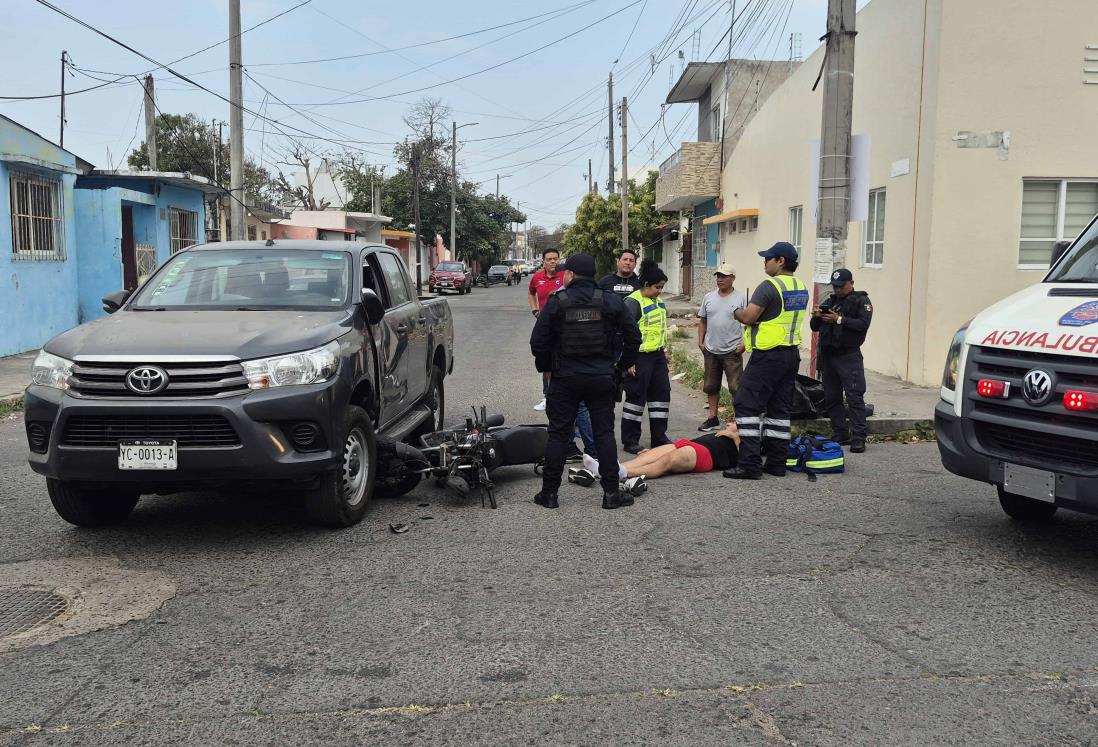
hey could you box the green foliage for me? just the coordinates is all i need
[127,113,277,203]
[561,171,663,276]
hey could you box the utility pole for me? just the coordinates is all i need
[620,96,630,255]
[411,142,424,291]
[813,0,857,369]
[142,74,158,170]
[59,51,67,148]
[607,73,615,194]
[228,0,245,240]
[496,174,500,199]
[588,159,593,193]
[451,122,458,259]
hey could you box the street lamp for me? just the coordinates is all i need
[451,121,479,259]
[495,173,513,198]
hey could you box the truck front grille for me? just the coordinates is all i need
[60,415,240,448]
[68,360,248,398]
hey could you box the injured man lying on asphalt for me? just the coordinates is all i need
[568,422,740,493]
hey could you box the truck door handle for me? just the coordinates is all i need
[395,323,409,332]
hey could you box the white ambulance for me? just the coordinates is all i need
[936,217,1098,521]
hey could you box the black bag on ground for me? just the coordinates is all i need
[791,375,825,420]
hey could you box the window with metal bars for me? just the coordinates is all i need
[9,170,65,260]
[169,207,198,254]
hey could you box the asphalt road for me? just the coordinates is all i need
[2,282,1097,746]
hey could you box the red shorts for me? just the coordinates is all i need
[674,439,713,473]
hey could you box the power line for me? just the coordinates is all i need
[3,0,310,101]
[247,0,598,67]
[296,0,647,107]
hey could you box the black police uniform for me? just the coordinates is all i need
[530,276,641,499]
[597,272,641,297]
[809,288,873,443]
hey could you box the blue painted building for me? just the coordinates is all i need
[0,115,84,357]
[74,171,218,323]
[0,115,219,357]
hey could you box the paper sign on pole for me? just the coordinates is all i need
[813,237,835,283]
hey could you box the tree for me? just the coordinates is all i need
[275,144,330,210]
[561,170,663,275]
[128,112,277,203]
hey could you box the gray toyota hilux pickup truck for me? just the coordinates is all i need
[24,240,452,527]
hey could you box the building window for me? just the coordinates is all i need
[169,207,198,254]
[750,216,758,232]
[788,205,803,252]
[247,224,257,241]
[863,188,886,266]
[261,230,268,240]
[1019,179,1098,267]
[10,169,65,260]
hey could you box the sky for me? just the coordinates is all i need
[0,0,865,230]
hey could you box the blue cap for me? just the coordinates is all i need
[758,241,799,263]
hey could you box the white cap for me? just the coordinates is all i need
[714,263,737,277]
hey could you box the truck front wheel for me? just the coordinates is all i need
[46,480,140,526]
[305,406,376,527]
[997,487,1058,523]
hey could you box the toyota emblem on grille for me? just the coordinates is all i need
[1021,369,1054,406]
[125,366,169,395]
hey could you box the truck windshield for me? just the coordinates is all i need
[1046,217,1098,283]
[131,249,351,310]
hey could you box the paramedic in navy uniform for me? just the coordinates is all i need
[723,242,809,480]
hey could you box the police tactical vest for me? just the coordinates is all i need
[556,289,610,357]
[745,275,808,352]
[627,289,669,353]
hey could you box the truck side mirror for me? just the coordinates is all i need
[361,288,385,325]
[1051,240,1072,266]
[102,289,132,314]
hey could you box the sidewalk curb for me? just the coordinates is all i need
[1,393,24,413]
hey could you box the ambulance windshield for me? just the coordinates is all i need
[1047,218,1098,283]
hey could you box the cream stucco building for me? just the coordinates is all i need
[710,0,1098,386]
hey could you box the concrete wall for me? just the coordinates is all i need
[72,178,206,323]
[917,0,1098,383]
[713,0,1098,385]
[0,121,79,356]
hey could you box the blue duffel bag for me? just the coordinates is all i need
[786,434,845,481]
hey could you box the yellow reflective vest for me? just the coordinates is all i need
[627,289,668,353]
[744,274,808,352]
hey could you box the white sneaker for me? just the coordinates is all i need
[621,476,648,497]
[533,398,547,411]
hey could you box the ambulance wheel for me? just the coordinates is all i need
[997,487,1058,523]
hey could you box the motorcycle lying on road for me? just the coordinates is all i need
[375,407,548,509]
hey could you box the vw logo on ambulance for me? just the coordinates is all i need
[1021,369,1054,406]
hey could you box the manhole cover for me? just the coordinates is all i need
[0,587,70,638]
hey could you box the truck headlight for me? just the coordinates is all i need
[241,341,340,390]
[941,324,969,391]
[30,351,73,390]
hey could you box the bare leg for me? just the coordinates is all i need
[707,392,720,419]
[625,446,696,478]
[622,444,678,471]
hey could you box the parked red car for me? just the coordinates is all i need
[429,261,474,295]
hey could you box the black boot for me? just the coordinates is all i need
[534,491,559,509]
[623,443,642,455]
[723,466,762,480]
[850,439,866,453]
[602,491,627,509]
[762,463,787,477]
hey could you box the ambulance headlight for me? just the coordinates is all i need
[942,324,969,391]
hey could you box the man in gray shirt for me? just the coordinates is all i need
[697,264,747,431]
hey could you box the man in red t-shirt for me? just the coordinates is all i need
[528,248,564,315]
[528,248,564,412]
